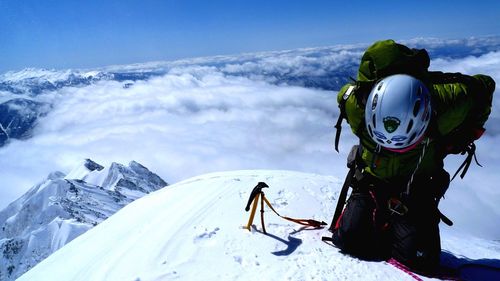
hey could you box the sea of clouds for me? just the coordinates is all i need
[0,37,499,240]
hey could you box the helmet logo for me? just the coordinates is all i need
[383,116,400,133]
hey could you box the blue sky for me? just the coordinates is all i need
[0,0,499,73]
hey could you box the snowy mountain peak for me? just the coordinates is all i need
[0,159,167,281]
[46,171,65,181]
[83,158,104,172]
[64,158,103,181]
[63,158,167,197]
[15,170,500,281]
[0,68,109,84]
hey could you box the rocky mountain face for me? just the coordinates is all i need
[0,159,167,281]
[0,98,51,147]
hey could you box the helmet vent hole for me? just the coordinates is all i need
[372,114,376,129]
[418,126,426,135]
[377,82,384,91]
[413,100,421,117]
[368,125,374,138]
[408,132,417,143]
[406,120,414,133]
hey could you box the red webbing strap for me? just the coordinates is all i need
[387,258,424,281]
[262,196,327,228]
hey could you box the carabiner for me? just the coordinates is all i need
[388,197,408,216]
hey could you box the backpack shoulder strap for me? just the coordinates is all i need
[328,144,361,232]
[335,81,373,152]
[334,84,356,152]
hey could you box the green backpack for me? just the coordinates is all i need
[357,39,430,83]
[329,40,495,229]
[334,39,495,181]
[334,39,431,152]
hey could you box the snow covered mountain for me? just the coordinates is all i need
[0,36,498,149]
[0,159,167,281]
[0,68,114,96]
[0,98,51,147]
[16,170,500,281]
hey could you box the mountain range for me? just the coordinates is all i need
[0,159,167,280]
[1,36,499,148]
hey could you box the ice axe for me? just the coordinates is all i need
[245,182,269,211]
[244,182,269,233]
[244,182,326,234]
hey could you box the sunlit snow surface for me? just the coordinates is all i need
[18,170,500,281]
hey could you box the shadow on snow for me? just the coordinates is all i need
[441,251,500,281]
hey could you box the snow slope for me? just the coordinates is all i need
[0,159,167,280]
[18,170,500,281]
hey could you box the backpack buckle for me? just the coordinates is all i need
[388,197,408,216]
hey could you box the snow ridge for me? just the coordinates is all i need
[17,170,500,281]
[0,159,167,281]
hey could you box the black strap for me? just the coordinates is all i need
[328,145,360,232]
[328,167,355,232]
[450,143,482,182]
[438,209,453,226]
[321,236,334,243]
[334,114,344,152]
[334,85,356,152]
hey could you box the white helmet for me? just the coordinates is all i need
[365,74,431,151]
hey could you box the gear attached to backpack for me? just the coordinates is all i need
[449,142,482,182]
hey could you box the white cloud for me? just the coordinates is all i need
[428,51,500,240]
[430,51,500,121]
[0,40,499,240]
[431,51,500,80]
[0,68,340,211]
